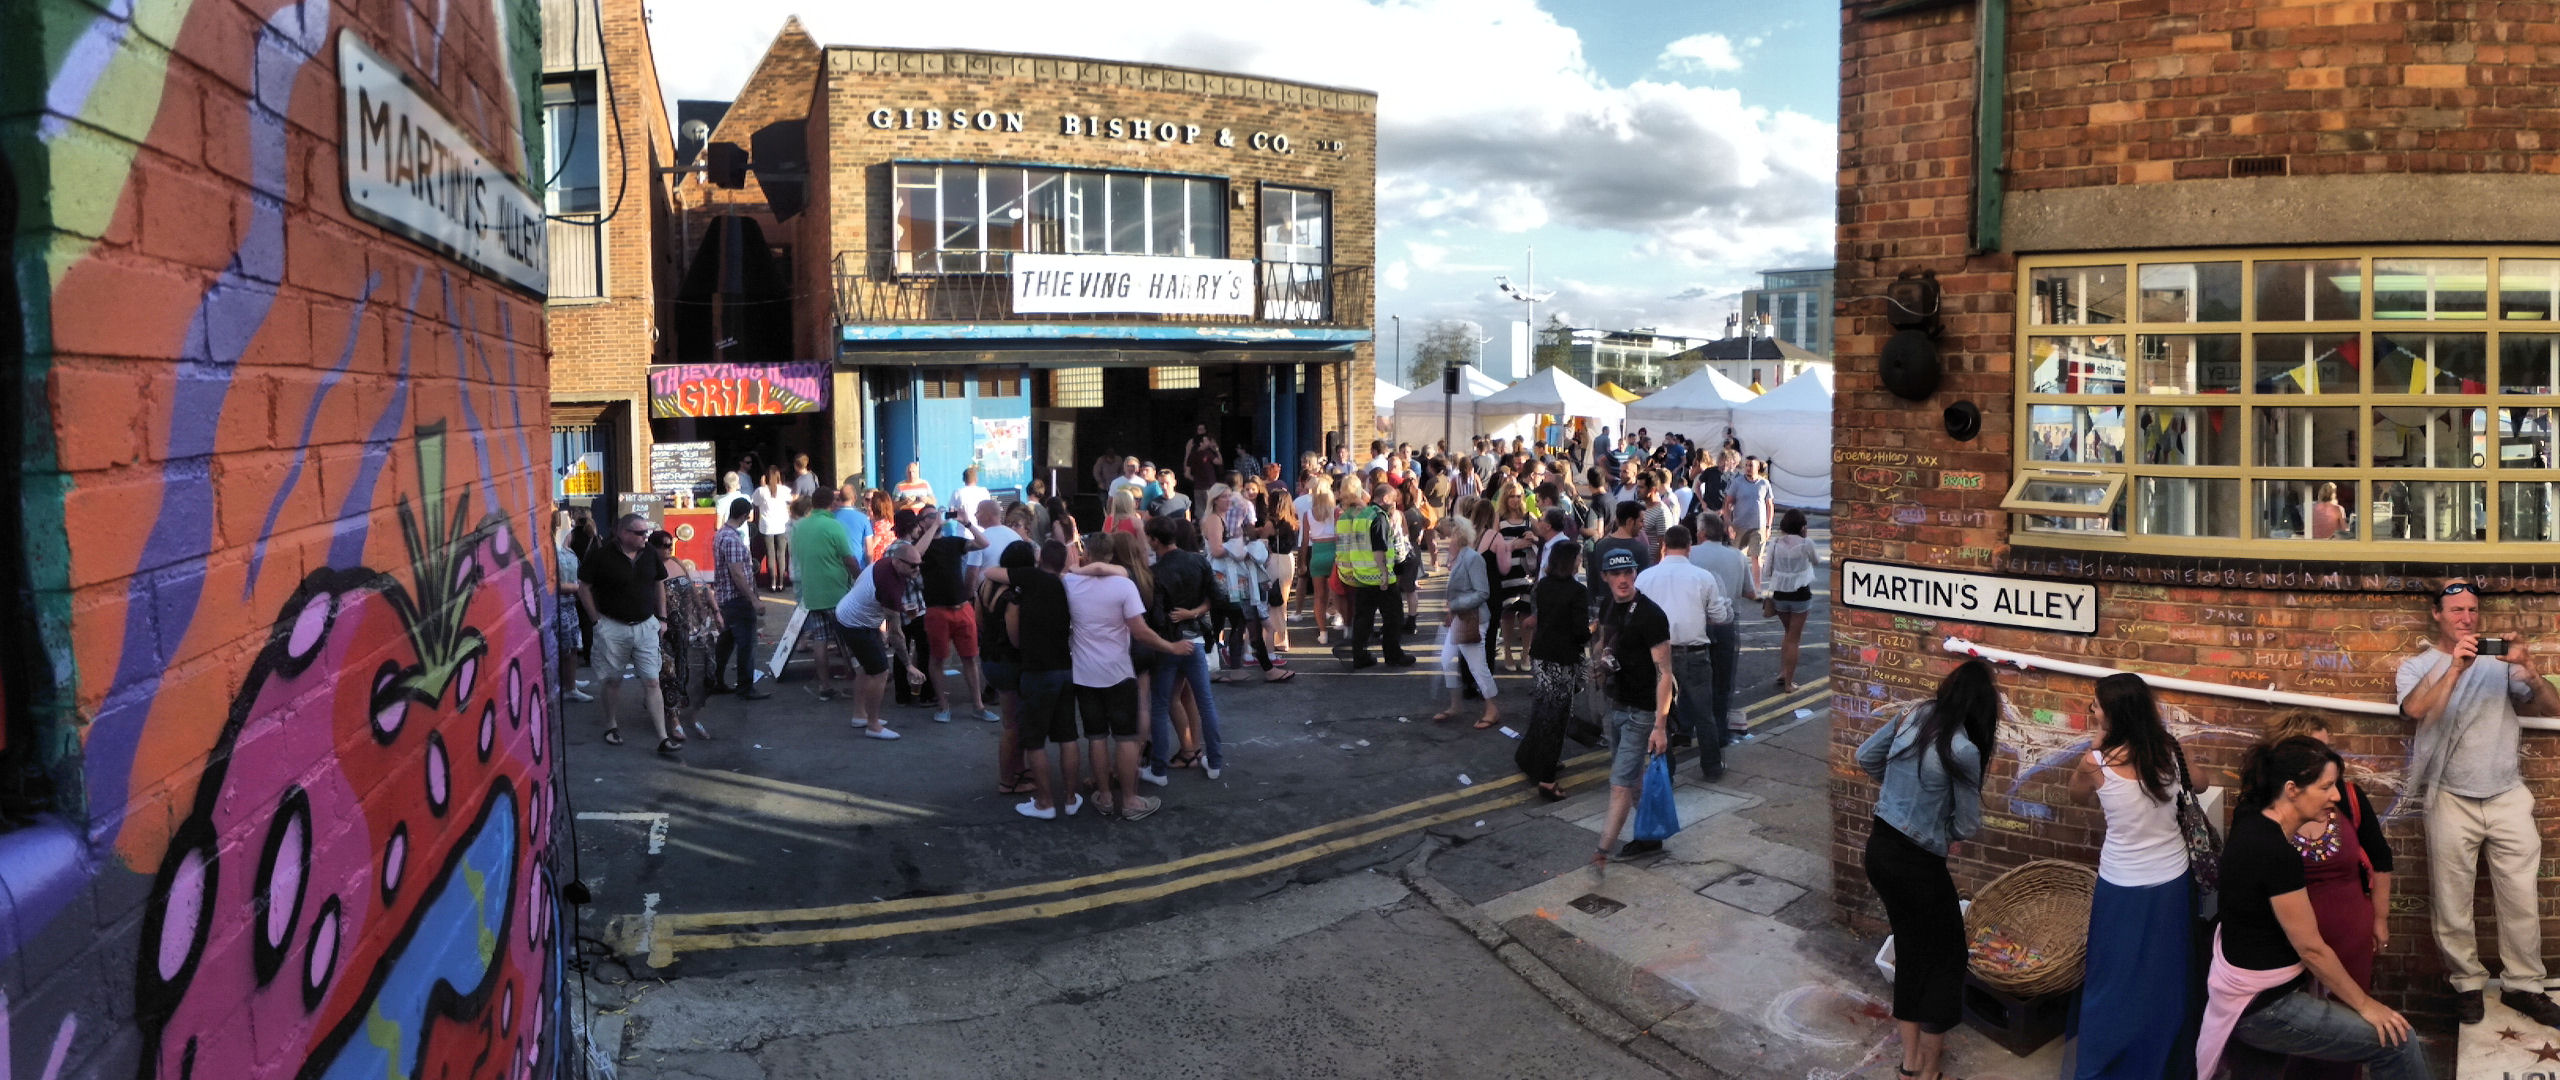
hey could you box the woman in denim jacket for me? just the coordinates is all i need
[1858,658,2000,1080]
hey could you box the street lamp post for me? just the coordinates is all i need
[1496,248,1553,379]
[1392,314,1403,388]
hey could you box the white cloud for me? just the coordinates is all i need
[1659,33,1741,73]
[643,0,1835,338]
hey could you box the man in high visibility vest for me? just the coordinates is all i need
[1332,484,1415,669]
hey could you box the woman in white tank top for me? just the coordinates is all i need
[2066,674,2197,1080]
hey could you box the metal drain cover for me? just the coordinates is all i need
[1567,893,1627,918]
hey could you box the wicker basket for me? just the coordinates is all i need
[1963,859,2097,997]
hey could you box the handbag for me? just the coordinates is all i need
[1453,609,1482,645]
[2169,738,2222,921]
[1567,680,1609,747]
[1761,596,1778,620]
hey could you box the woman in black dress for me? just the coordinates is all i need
[1514,541,1589,800]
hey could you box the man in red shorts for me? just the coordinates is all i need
[919,509,995,723]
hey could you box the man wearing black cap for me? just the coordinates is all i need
[1592,546,1673,861]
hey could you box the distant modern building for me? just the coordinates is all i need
[1562,327,1709,391]
[1736,266,1834,358]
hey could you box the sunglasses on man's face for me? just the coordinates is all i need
[2442,582,2478,597]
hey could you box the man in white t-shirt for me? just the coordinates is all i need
[1062,562,1194,822]
[952,466,993,524]
[1638,525,1731,781]
[1107,457,1149,506]
[964,500,1022,591]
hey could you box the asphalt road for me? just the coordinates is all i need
[561,533,1833,980]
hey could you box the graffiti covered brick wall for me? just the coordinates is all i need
[4,0,563,1076]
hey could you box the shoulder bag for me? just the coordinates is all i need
[2168,739,2222,922]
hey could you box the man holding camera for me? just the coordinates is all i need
[2398,577,2560,1027]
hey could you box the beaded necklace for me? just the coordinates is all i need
[2288,810,2342,862]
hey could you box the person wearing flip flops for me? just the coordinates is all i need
[1142,517,1232,786]
[579,513,683,756]
[1430,515,1500,731]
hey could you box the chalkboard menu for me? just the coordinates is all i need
[650,441,719,507]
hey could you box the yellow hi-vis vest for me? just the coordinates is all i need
[1335,506,1392,587]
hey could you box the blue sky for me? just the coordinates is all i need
[650,0,1841,380]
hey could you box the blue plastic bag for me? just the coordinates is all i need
[1632,754,1682,843]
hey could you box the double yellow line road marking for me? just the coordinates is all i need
[625,685,1834,964]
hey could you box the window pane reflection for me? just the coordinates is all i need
[2254,479,2359,540]
[2370,480,2486,542]
[2371,406,2486,468]
[2255,259,2361,321]
[2500,333,2560,394]
[2255,407,2359,468]
[2136,406,2239,466]
[2138,263,2242,323]
[2497,408,2557,469]
[2503,482,2560,542]
[2027,405,2126,464]
[2374,332,2488,394]
[2252,333,2359,394]
[2138,478,2241,538]
[2027,336,2126,394]
[2137,334,2241,394]
[2499,260,2560,320]
[2030,265,2126,325]
[2373,258,2488,320]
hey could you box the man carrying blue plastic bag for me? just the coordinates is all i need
[1591,547,1677,864]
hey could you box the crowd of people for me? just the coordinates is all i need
[546,428,1820,826]
[1862,576,2559,1080]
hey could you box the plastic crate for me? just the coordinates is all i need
[1960,969,2073,1057]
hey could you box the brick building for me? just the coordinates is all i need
[1832,0,2560,1017]
[666,28,1378,506]
[8,0,563,1074]
[541,0,679,517]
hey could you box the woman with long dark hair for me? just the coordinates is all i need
[2066,674,2195,1079]
[2257,711,2393,1080]
[1514,539,1589,800]
[2199,737,2426,1079]
[1766,508,1823,692]
[1857,658,2000,1080]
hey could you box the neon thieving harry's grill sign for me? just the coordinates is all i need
[1839,560,2099,635]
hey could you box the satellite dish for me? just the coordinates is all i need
[682,119,711,146]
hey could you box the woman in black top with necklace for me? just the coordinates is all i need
[2199,736,2425,1080]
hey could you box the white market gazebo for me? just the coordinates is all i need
[1731,367,1833,507]
[1476,366,1627,425]
[1626,366,1756,435]
[1390,366,1534,448]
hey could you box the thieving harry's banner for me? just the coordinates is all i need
[650,362,830,417]
[1011,253,1254,317]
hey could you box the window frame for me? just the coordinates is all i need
[891,162,1227,273]
[2011,247,2560,559]
[541,74,602,215]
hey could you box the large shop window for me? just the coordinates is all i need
[892,164,1225,273]
[1260,186,1331,321]
[2008,250,2560,558]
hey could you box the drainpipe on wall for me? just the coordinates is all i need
[1971,0,2008,254]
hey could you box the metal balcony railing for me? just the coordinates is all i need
[832,250,1371,330]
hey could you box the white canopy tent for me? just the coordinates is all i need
[1731,367,1833,508]
[1626,366,1756,435]
[1391,366,1533,448]
[1476,366,1627,425]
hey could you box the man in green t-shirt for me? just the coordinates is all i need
[792,487,861,701]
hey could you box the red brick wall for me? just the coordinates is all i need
[1834,0,2560,1016]
[2007,0,2560,187]
[18,0,563,1073]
